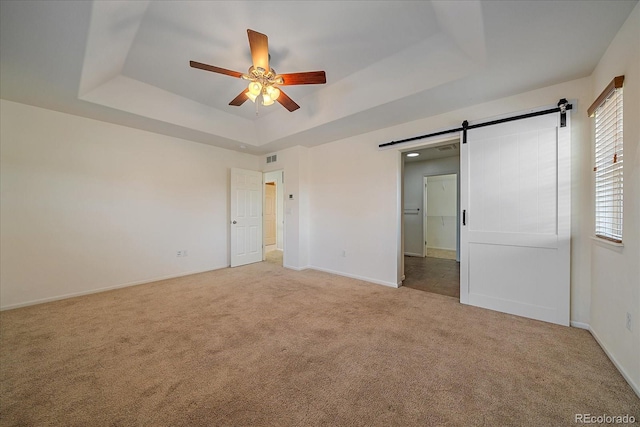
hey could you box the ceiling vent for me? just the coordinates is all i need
[437,144,457,152]
[266,154,277,163]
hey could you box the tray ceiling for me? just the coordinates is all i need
[1,0,636,154]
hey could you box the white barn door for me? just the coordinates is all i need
[230,168,263,267]
[460,112,570,326]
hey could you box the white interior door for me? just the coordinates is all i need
[230,168,263,267]
[460,112,570,325]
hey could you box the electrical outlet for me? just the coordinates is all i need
[626,312,632,331]
[177,250,182,257]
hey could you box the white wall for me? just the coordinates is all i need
[588,3,640,395]
[404,157,460,257]
[308,136,401,287]
[307,76,592,321]
[0,100,259,309]
[2,77,596,332]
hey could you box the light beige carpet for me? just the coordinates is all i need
[265,249,283,265]
[1,261,638,426]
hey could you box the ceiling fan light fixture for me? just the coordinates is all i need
[262,91,275,106]
[190,29,326,112]
[266,86,280,101]
[248,81,262,96]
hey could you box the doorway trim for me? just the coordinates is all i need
[263,169,285,264]
[398,135,462,285]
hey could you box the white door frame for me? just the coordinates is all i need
[263,169,285,262]
[397,136,461,284]
[263,182,277,247]
[423,176,428,257]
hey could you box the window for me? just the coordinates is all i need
[588,76,624,243]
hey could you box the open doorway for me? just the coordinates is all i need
[264,170,284,266]
[401,140,460,298]
[424,174,457,260]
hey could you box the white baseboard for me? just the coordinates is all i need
[306,265,399,288]
[589,326,640,399]
[404,252,423,257]
[283,264,309,271]
[427,246,456,251]
[570,321,590,330]
[0,266,227,311]
[271,264,399,291]
[569,321,639,399]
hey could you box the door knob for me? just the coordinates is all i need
[232,220,237,224]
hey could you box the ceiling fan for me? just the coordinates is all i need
[190,29,327,112]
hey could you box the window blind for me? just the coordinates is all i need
[593,83,623,243]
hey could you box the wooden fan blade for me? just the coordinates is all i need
[190,61,243,78]
[276,89,300,112]
[229,90,249,106]
[279,71,326,85]
[247,29,269,71]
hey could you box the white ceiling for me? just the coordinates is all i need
[1,0,636,155]
[404,140,460,163]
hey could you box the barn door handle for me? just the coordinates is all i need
[463,210,466,226]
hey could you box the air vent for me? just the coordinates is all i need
[266,154,277,164]
[437,144,457,152]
